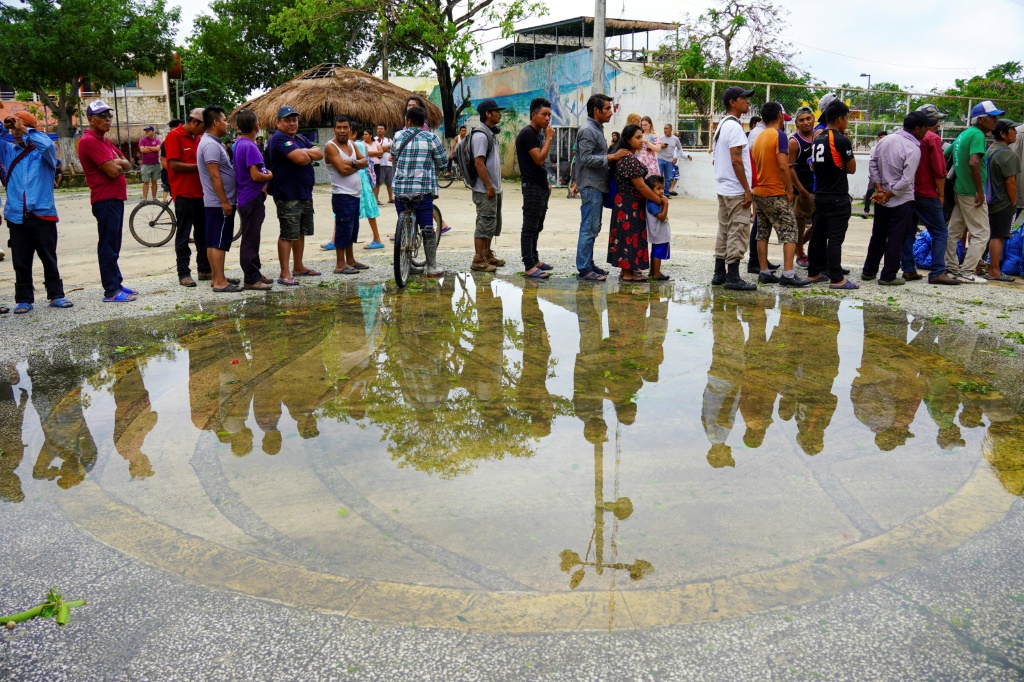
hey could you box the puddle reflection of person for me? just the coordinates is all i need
[109,358,157,478]
[29,350,98,490]
[701,294,746,468]
[515,285,554,439]
[984,412,1024,496]
[851,306,925,451]
[573,285,613,445]
[0,366,29,503]
[737,299,776,449]
[775,299,841,456]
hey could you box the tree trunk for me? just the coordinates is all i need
[55,100,81,173]
[434,58,456,139]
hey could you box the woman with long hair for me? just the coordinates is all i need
[636,115,663,177]
[607,124,662,282]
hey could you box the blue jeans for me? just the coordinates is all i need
[394,195,434,237]
[577,186,604,274]
[92,199,124,297]
[913,196,949,277]
[657,159,675,185]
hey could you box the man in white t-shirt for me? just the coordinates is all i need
[658,125,682,197]
[711,86,756,290]
[373,124,394,203]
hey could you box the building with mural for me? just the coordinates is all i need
[443,17,679,183]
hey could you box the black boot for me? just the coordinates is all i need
[725,261,756,291]
[711,258,727,286]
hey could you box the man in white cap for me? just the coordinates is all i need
[944,100,1003,283]
[165,108,211,287]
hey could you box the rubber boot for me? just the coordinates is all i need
[711,258,727,286]
[424,233,443,278]
[724,261,756,291]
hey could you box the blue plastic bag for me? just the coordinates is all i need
[1002,225,1024,276]
[913,231,933,269]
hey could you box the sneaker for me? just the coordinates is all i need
[956,274,987,284]
[780,274,812,287]
[758,271,780,284]
[795,256,809,268]
[861,273,877,281]
[724,277,757,291]
[746,263,761,274]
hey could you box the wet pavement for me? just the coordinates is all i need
[2,277,1024,680]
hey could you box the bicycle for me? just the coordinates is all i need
[129,198,242,247]
[393,194,444,288]
[437,162,461,189]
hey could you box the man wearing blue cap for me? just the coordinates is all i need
[944,100,1003,283]
[267,105,323,285]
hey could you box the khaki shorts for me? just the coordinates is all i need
[793,192,815,220]
[472,191,503,239]
[140,164,162,182]
[753,194,799,243]
[274,198,315,241]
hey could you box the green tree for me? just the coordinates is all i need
[0,0,179,171]
[945,62,1024,120]
[270,0,547,138]
[174,41,250,115]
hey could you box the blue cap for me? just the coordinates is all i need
[970,100,1005,119]
[276,105,299,119]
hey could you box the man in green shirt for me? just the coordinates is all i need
[984,119,1020,282]
[944,100,1002,283]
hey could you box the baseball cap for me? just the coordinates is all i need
[994,119,1021,135]
[915,103,947,120]
[778,104,792,122]
[13,111,39,128]
[970,100,1005,119]
[86,100,113,116]
[721,86,755,107]
[903,111,938,129]
[477,98,505,115]
[188,107,205,123]
[794,105,814,117]
[276,105,299,119]
[143,125,155,131]
[818,93,837,112]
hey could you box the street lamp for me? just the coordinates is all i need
[860,73,871,132]
[180,88,207,118]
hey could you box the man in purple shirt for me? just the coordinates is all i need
[862,111,934,285]
[233,109,274,289]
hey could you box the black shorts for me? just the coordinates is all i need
[989,205,1015,240]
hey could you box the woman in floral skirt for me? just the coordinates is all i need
[607,124,664,282]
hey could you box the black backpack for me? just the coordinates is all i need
[453,126,495,188]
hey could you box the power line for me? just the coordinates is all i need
[793,41,975,71]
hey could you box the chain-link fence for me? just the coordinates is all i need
[676,78,1024,152]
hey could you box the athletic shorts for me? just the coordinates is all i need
[376,165,394,187]
[651,242,670,260]
[989,205,1015,240]
[140,164,161,182]
[274,198,315,241]
[205,206,236,251]
[753,194,799,243]
[793,192,815,220]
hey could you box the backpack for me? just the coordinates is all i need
[453,126,495,188]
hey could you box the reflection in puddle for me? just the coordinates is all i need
[2,277,1023,604]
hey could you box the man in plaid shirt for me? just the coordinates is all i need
[392,106,448,276]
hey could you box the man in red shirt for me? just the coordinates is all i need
[165,108,212,287]
[77,100,137,302]
[909,104,959,285]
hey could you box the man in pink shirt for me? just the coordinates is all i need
[908,104,959,285]
[77,100,137,302]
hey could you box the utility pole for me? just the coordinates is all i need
[591,0,606,95]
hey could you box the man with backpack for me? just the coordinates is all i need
[468,99,505,272]
[984,119,1020,282]
[944,101,1002,283]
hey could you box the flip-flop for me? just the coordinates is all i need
[212,283,243,293]
[49,297,74,308]
[277,277,300,286]
[293,269,321,277]
[364,241,385,250]
[0,306,8,315]
[829,280,860,290]
[525,269,549,279]
[651,274,671,281]
[120,286,139,295]
[103,290,137,303]
[13,303,32,314]
[577,271,606,282]
[440,226,452,235]
[623,276,648,283]
[321,242,336,250]
[334,266,359,275]
[538,263,553,271]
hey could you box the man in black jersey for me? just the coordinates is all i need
[807,101,857,289]
[789,106,816,267]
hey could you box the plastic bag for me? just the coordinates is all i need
[1002,225,1024,276]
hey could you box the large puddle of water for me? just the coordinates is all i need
[2,277,1022,630]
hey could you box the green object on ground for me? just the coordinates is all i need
[0,588,86,627]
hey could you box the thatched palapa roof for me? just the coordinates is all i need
[230,64,443,131]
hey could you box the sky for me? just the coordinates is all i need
[175,0,1024,92]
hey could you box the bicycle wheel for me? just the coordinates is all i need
[437,167,455,189]
[566,161,576,199]
[232,218,242,242]
[129,200,176,247]
[432,205,443,249]
[394,212,415,288]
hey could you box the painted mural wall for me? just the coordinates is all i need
[443,48,677,176]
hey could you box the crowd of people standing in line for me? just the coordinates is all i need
[1,85,1021,314]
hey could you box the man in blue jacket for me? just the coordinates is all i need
[0,111,71,313]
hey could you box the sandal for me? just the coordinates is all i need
[334,266,359,275]
[120,286,139,296]
[292,269,321,277]
[13,303,32,314]
[212,283,243,293]
[651,274,671,281]
[321,242,336,251]
[349,262,370,270]
[49,297,74,308]
[0,306,8,315]
[829,280,860,290]
[537,262,553,271]
[103,290,137,303]
[276,277,300,286]
[623,276,648,283]
[577,271,606,282]
[525,269,550,279]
